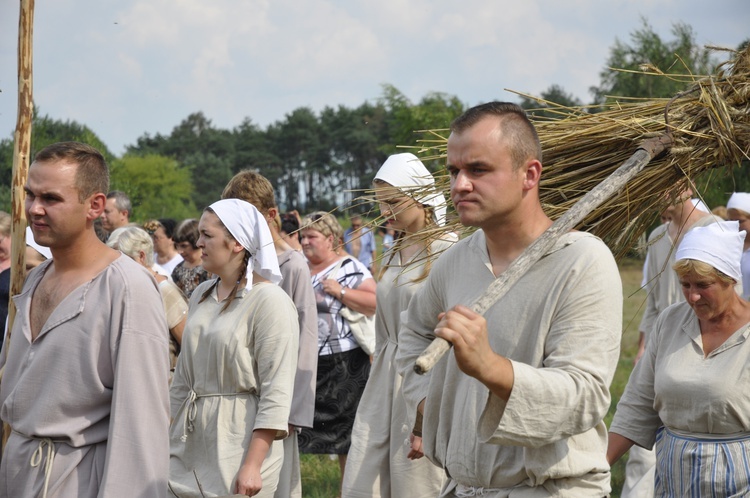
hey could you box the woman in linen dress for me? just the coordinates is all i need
[343,153,452,497]
[297,211,377,489]
[169,199,299,497]
[608,220,750,497]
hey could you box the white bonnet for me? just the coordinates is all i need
[208,199,282,288]
[675,220,745,282]
[727,192,750,214]
[374,153,447,226]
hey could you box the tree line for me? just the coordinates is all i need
[1,20,746,222]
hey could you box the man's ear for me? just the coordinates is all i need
[88,193,107,220]
[522,159,542,190]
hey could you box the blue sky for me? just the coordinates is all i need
[1,0,747,155]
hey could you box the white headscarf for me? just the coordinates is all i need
[208,199,282,288]
[374,153,447,226]
[690,198,710,214]
[727,192,750,214]
[25,226,52,260]
[675,220,745,282]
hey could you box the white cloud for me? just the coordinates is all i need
[0,0,747,154]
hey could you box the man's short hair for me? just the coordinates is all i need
[221,170,277,214]
[34,142,109,202]
[450,102,543,169]
[107,191,132,217]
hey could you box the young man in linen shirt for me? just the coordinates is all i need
[397,102,622,497]
[0,142,169,497]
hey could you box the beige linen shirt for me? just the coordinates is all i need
[397,230,622,497]
[0,255,170,498]
[278,249,318,429]
[344,239,452,497]
[169,281,299,497]
[611,301,750,448]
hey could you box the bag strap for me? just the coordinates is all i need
[326,258,350,281]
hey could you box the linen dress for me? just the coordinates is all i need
[343,239,451,497]
[397,231,623,497]
[0,255,170,498]
[611,301,750,496]
[169,280,299,498]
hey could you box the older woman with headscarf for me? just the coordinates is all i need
[168,199,299,498]
[726,192,750,299]
[342,153,453,497]
[297,211,377,490]
[608,220,750,497]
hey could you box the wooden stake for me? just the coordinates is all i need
[8,0,34,342]
[3,0,34,452]
[414,133,674,375]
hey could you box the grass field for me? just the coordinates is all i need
[299,259,647,497]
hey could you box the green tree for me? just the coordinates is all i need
[519,84,584,119]
[232,118,282,184]
[379,84,465,153]
[127,112,235,209]
[110,154,196,221]
[271,107,330,210]
[0,110,114,212]
[321,103,389,210]
[590,19,715,103]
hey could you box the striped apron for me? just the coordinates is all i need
[655,427,750,497]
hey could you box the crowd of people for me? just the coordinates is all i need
[0,101,748,498]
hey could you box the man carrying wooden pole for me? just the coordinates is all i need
[397,102,624,497]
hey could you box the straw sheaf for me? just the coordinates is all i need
[364,45,750,260]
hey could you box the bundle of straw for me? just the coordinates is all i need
[371,45,750,260]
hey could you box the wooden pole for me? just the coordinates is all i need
[3,0,34,451]
[414,133,674,375]
[8,0,34,339]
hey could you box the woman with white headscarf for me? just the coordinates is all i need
[608,220,750,497]
[168,199,299,497]
[726,192,750,299]
[343,153,452,497]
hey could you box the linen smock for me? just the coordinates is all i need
[397,230,623,497]
[344,239,452,497]
[169,280,299,498]
[299,257,373,455]
[610,301,750,496]
[0,255,170,498]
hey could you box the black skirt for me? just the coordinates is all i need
[298,347,371,454]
